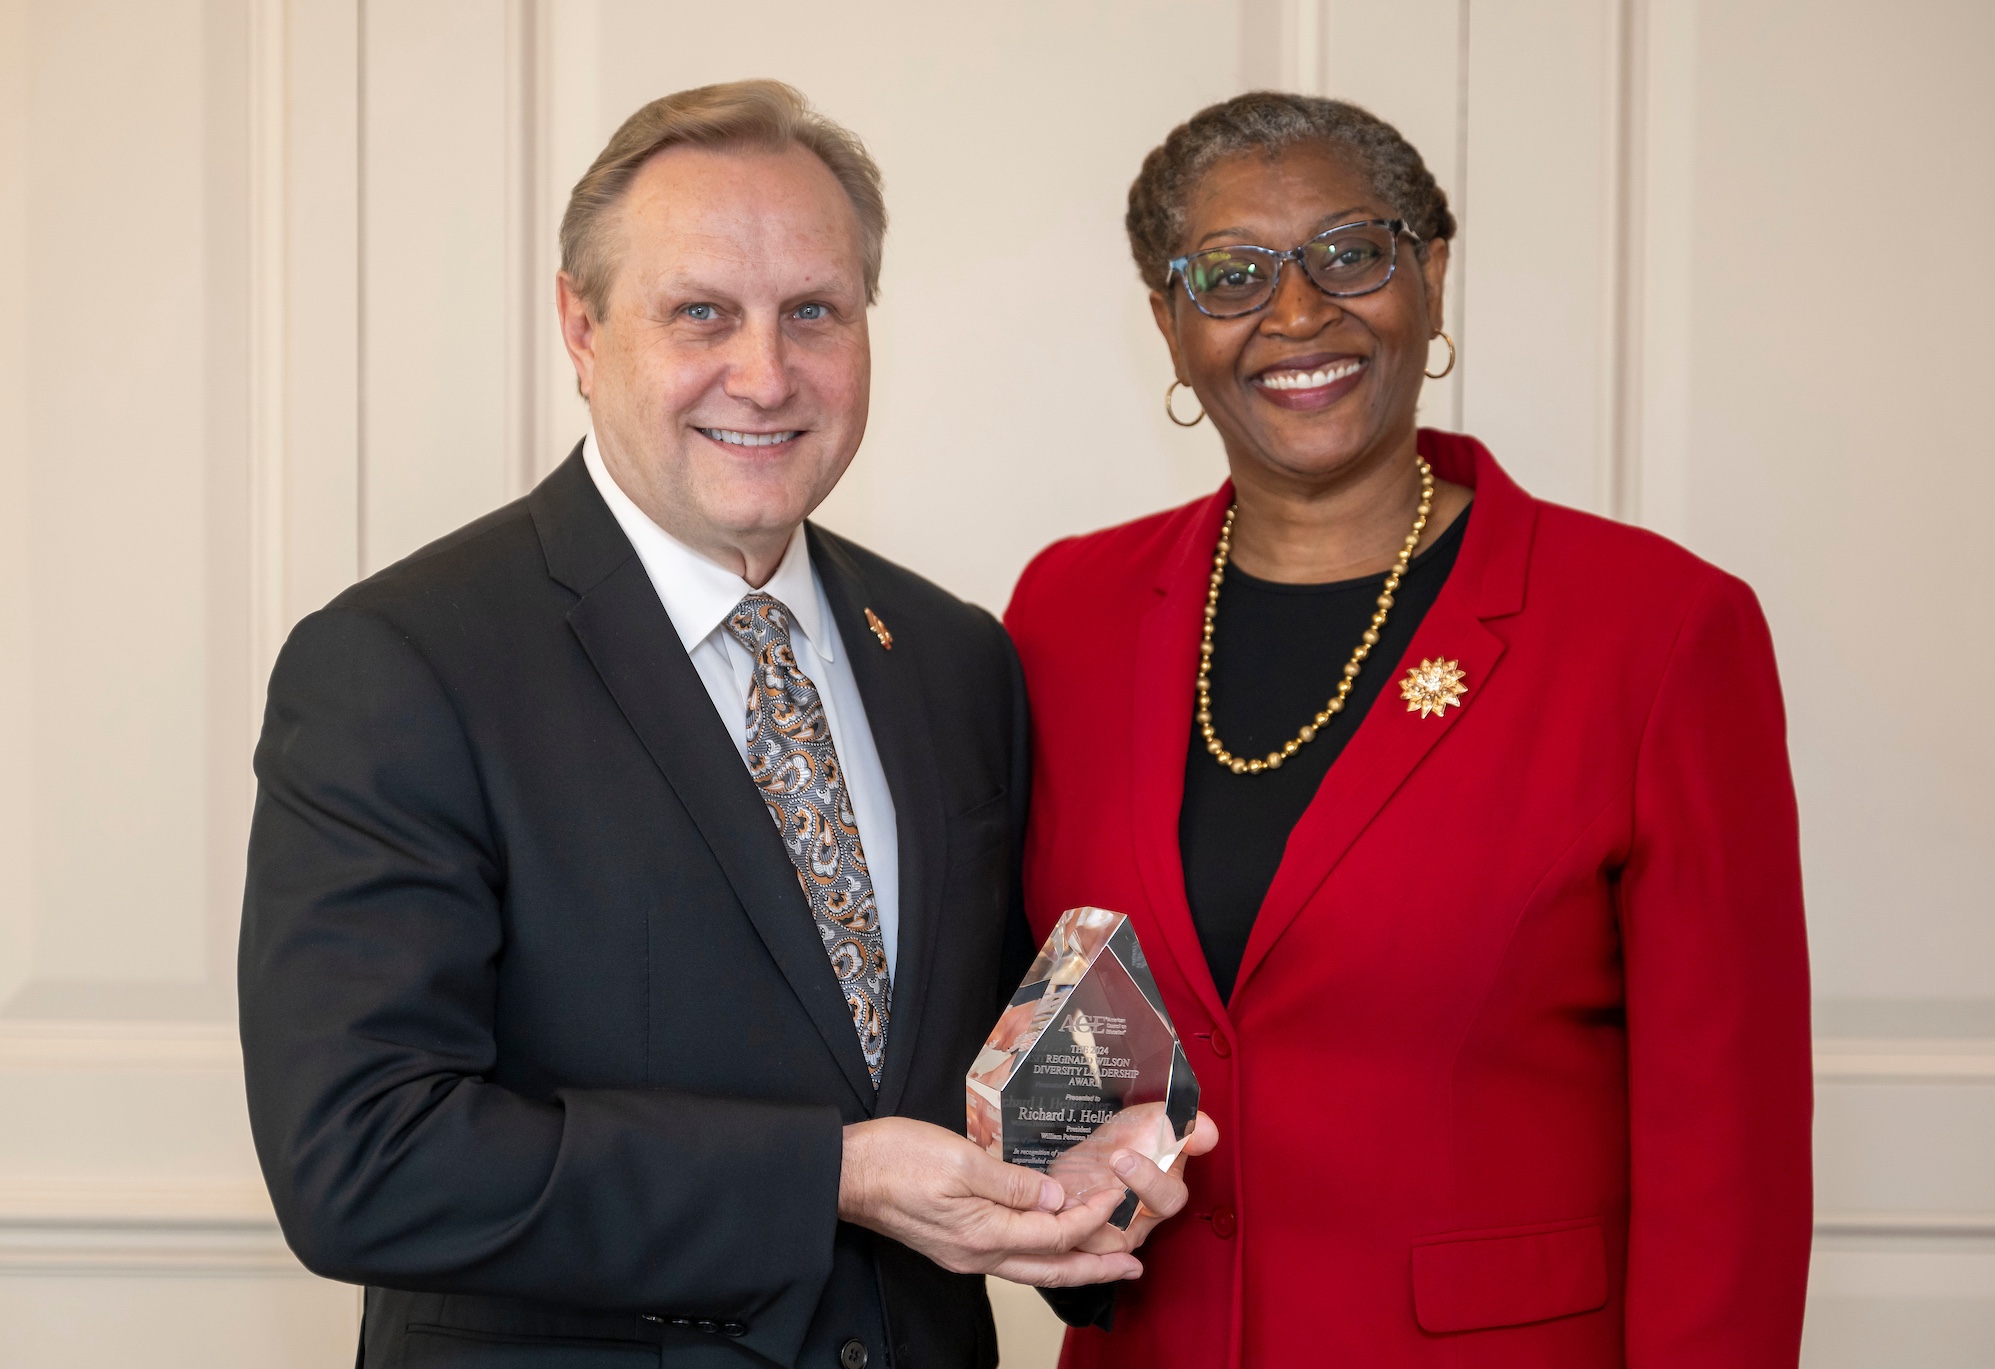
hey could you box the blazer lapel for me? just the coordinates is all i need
[531,454,876,1107]
[1229,431,1537,1001]
[807,527,949,1117]
[1128,491,1235,1032]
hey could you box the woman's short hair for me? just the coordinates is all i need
[560,79,888,317]
[1126,91,1457,292]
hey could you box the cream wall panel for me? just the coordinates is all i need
[528,0,599,480]
[0,1032,258,1182]
[0,1276,355,1367]
[0,1026,358,1366]
[1666,0,1995,1006]
[3,7,360,1364]
[1815,1079,1995,1215]
[1626,0,1697,542]
[1649,0,1995,1360]
[1,0,34,1009]
[1458,0,1622,513]
[282,0,363,624]
[1804,1245,1995,1369]
[359,0,511,574]
[5,0,250,1008]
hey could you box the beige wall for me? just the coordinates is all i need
[1,1,1989,1365]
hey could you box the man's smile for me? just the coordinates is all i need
[696,427,803,448]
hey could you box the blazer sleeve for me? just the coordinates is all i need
[239,605,843,1366]
[1619,574,1813,1367]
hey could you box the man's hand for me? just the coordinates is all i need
[838,1117,1144,1286]
[1073,1111,1219,1257]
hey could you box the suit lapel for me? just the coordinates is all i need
[808,527,949,1117]
[531,455,875,1107]
[1228,430,1537,1001]
[1128,492,1235,1031]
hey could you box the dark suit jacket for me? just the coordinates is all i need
[239,447,1034,1369]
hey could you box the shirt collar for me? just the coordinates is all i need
[583,431,832,661]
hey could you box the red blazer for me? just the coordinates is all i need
[1003,431,1811,1369]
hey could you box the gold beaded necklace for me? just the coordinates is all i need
[1197,457,1435,775]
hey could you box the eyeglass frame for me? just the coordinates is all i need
[1164,218,1421,319]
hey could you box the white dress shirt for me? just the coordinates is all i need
[583,433,902,978]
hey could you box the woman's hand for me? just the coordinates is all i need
[1075,1111,1219,1255]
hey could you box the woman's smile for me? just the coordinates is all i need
[1249,353,1368,409]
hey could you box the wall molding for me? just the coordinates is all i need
[532,0,604,476]
[503,0,542,501]
[1600,0,1640,520]
[0,1176,1983,1280]
[247,0,290,734]
[1623,0,1698,541]
[0,1179,298,1277]
[0,1023,1982,1276]
[0,1021,240,1073]
[1815,1211,1995,1240]
[1813,1039,1995,1084]
[3,1019,1988,1081]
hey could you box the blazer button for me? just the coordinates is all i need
[1210,1205,1237,1239]
[839,1338,870,1369]
[1210,1032,1232,1058]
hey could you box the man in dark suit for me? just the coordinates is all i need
[239,80,1203,1369]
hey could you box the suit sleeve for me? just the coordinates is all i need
[1620,575,1812,1367]
[239,606,842,1365]
[997,616,1039,1006]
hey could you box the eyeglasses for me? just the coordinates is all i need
[1166,219,1417,319]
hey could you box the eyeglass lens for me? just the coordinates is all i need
[1182,223,1398,316]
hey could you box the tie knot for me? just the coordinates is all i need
[725,593,793,651]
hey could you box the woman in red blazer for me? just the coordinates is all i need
[1004,93,1811,1368]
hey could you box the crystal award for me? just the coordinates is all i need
[965,907,1200,1229]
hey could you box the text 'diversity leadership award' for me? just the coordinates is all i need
[965,907,1200,1229]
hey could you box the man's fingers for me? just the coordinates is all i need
[979,1179,1125,1257]
[991,1251,1142,1288]
[1074,1221,1145,1256]
[1070,1179,1133,1224]
[963,1152,1065,1213]
[1043,1182,1132,1248]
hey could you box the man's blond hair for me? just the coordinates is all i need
[559,79,887,318]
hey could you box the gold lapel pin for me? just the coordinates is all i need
[1400,657,1466,718]
[863,607,894,651]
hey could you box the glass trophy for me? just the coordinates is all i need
[965,907,1200,1229]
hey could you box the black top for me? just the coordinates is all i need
[1180,504,1471,1002]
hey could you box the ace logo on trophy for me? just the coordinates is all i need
[966,907,1200,1228]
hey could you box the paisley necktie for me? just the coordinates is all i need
[724,594,890,1087]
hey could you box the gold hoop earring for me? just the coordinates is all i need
[1165,380,1206,427]
[1424,330,1456,380]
